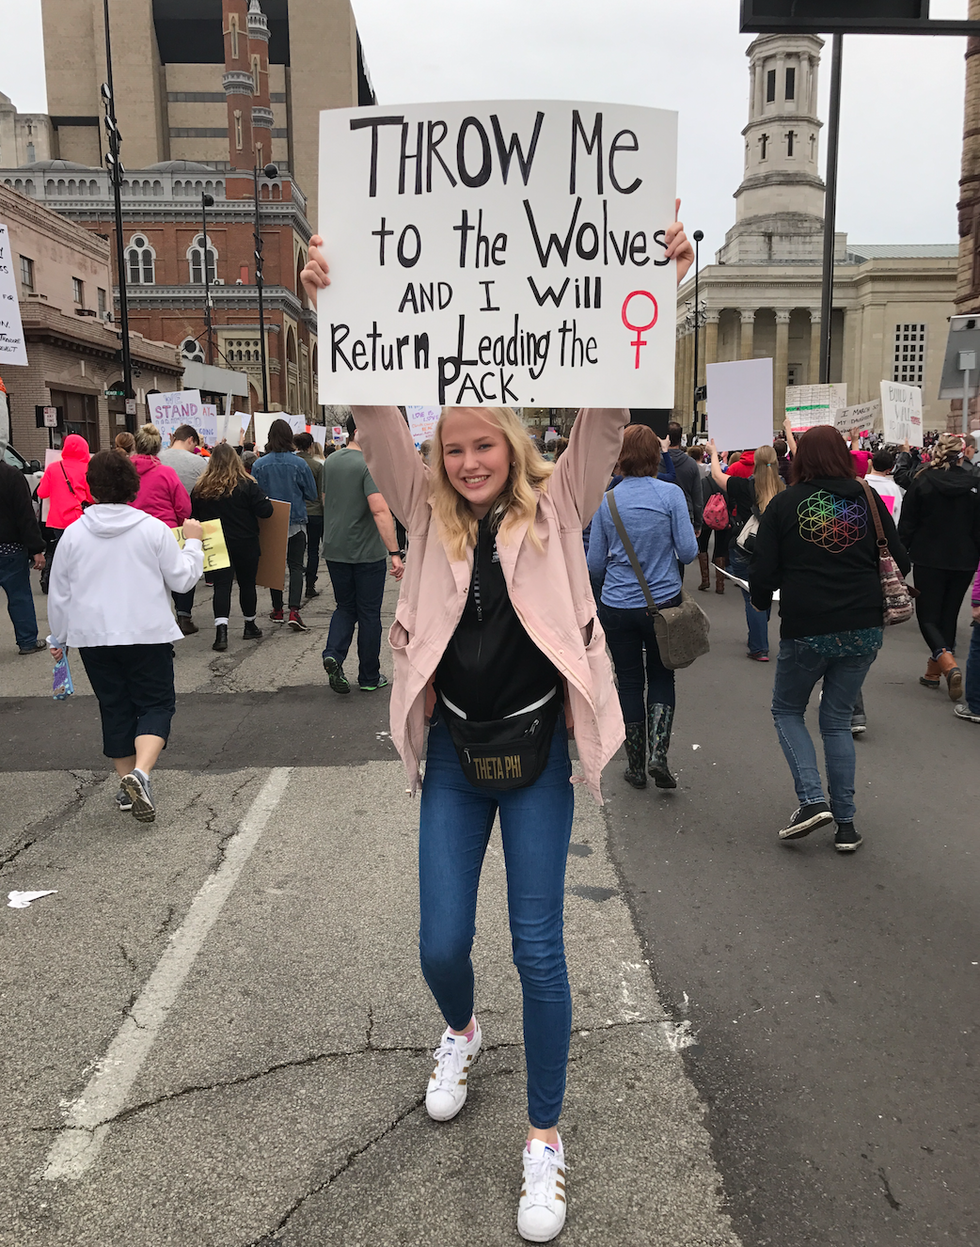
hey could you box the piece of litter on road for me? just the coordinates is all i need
[692,744,700,751]
[7,890,57,909]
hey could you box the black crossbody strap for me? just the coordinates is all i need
[60,462,78,498]
[606,488,659,613]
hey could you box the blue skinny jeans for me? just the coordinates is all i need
[729,545,771,656]
[419,716,574,1129]
[771,639,877,824]
[0,551,40,649]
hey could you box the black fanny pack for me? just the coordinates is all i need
[438,688,562,792]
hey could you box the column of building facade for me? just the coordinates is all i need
[775,310,791,417]
[678,325,692,419]
[703,310,720,379]
[808,310,821,385]
[740,309,756,360]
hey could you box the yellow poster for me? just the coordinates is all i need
[171,518,231,572]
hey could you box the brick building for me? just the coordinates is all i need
[0,182,181,462]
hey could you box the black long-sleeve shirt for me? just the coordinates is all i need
[191,477,273,544]
[0,463,44,554]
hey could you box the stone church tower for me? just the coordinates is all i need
[717,33,826,266]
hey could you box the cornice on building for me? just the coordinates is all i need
[0,184,111,264]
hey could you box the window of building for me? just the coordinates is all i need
[97,287,107,316]
[26,142,35,163]
[125,235,155,284]
[766,69,776,103]
[785,67,796,101]
[894,323,926,388]
[252,54,261,92]
[229,13,239,59]
[786,130,796,158]
[72,277,84,304]
[234,110,243,151]
[188,235,217,285]
[759,133,769,161]
[19,255,34,291]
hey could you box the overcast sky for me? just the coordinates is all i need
[2,0,970,258]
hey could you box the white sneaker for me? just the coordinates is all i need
[424,1022,482,1121]
[518,1135,567,1242]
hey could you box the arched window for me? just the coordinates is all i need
[26,142,35,163]
[252,53,261,91]
[229,12,240,59]
[125,234,156,284]
[187,234,217,285]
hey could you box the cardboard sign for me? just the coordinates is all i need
[880,381,923,447]
[407,405,440,448]
[171,518,231,572]
[706,358,774,451]
[255,499,291,591]
[318,100,678,407]
[785,383,847,432]
[0,224,28,366]
[834,400,881,435]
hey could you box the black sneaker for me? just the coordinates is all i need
[779,801,834,841]
[834,822,863,853]
[322,656,350,694]
[115,786,133,812]
[18,640,47,655]
[359,674,389,692]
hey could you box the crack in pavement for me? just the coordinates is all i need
[0,770,102,874]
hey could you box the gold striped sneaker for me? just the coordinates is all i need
[424,1022,482,1122]
[518,1135,566,1242]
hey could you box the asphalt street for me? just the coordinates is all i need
[1,564,977,1247]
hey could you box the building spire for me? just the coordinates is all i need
[222,0,254,176]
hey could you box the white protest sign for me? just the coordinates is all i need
[706,358,774,451]
[785,383,848,432]
[406,405,440,447]
[318,100,678,407]
[0,224,28,366]
[880,381,923,447]
[147,390,204,443]
[835,400,881,435]
[252,412,276,450]
[332,425,344,442]
[238,411,252,435]
[309,426,327,449]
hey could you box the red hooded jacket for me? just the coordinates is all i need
[36,434,93,530]
[727,450,756,479]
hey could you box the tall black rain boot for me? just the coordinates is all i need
[623,722,647,788]
[647,703,677,789]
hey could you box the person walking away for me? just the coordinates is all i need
[130,423,195,632]
[587,424,698,789]
[320,413,405,692]
[159,424,206,496]
[293,432,324,600]
[301,210,693,1243]
[0,458,47,653]
[864,449,905,525]
[899,434,980,701]
[35,432,92,593]
[251,418,318,630]
[114,432,135,456]
[750,425,909,852]
[665,422,703,580]
[954,559,980,723]
[689,445,730,593]
[46,451,203,822]
[709,441,784,660]
[190,444,273,651]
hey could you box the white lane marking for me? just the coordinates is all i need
[42,767,293,1181]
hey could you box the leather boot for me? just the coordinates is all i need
[243,620,263,640]
[936,649,963,702]
[713,557,726,594]
[178,615,199,635]
[623,722,647,788]
[212,624,228,652]
[697,552,711,591]
[647,703,677,789]
[919,657,941,689]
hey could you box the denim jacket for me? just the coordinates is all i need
[251,452,317,524]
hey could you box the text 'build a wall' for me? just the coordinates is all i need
[318,101,678,407]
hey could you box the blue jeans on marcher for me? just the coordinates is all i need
[771,639,878,824]
[729,545,770,656]
[321,558,387,686]
[599,599,676,720]
[965,622,980,714]
[419,716,575,1129]
[0,550,40,650]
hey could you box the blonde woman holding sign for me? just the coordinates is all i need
[302,215,693,1242]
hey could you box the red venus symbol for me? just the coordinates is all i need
[621,291,658,369]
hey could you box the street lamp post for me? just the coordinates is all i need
[253,162,279,412]
[100,0,134,431]
[692,229,704,438]
[200,192,215,366]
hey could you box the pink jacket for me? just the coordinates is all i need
[354,405,627,804]
[36,434,93,529]
[130,454,191,527]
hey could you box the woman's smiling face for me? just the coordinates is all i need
[439,408,513,519]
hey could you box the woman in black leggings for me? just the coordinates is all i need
[190,444,274,652]
[899,434,980,701]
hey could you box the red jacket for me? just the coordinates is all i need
[727,451,755,479]
[130,455,191,527]
[36,434,93,530]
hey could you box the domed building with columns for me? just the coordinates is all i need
[675,33,957,435]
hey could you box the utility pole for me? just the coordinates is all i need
[101,0,134,431]
[253,162,278,412]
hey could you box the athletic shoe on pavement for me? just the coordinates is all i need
[359,674,389,691]
[18,640,47,655]
[748,651,769,662]
[834,822,864,853]
[115,786,133,812]
[120,770,155,824]
[850,712,867,736]
[269,608,284,622]
[288,610,309,632]
[953,703,980,723]
[518,1136,567,1243]
[425,1022,482,1122]
[322,656,350,694]
[779,801,834,841]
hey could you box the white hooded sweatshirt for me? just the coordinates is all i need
[47,504,203,648]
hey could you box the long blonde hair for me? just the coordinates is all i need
[193,442,250,499]
[753,444,785,513]
[429,407,554,561]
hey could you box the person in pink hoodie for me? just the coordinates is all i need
[130,423,195,632]
[35,432,93,593]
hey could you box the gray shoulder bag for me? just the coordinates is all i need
[605,489,710,670]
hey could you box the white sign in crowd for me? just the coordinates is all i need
[318,100,678,407]
[879,380,924,447]
[0,223,28,367]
